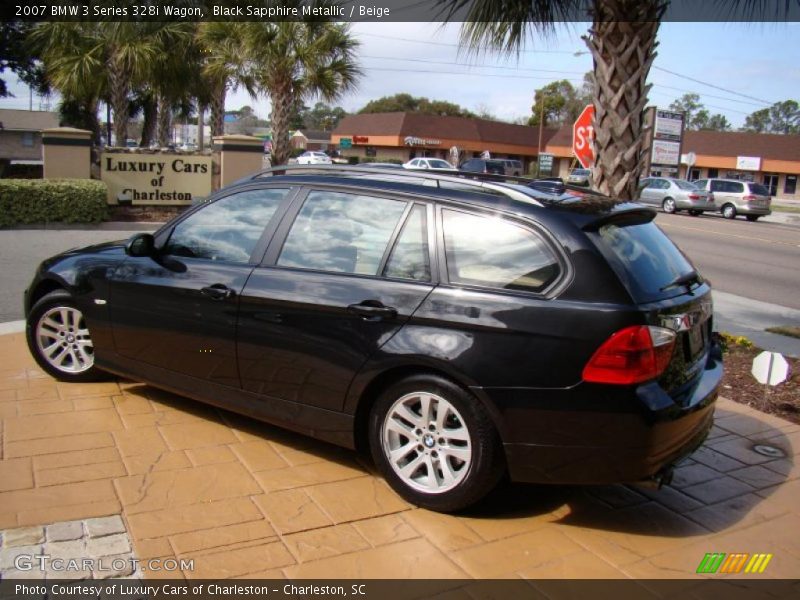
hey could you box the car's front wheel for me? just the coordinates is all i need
[368,374,504,512]
[26,289,105,382]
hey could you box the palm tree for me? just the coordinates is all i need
[32,22,160,145]
[196,22,254,138]
[28,23,106,142]
[440,0,797,198]
[243,20,361,165]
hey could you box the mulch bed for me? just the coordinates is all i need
[721,346,800,425]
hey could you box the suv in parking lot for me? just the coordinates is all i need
[693,178,772,221]
[24,166,721,512]
[459,158,506,175]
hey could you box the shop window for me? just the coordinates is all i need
[785,175,797,195]
[707,168,718,178]
[22,132,34,147]
[762,174,778,196]
[365,146,376,158]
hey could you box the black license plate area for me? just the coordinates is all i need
[687,322,708,359]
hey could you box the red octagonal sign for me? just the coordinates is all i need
[572,104,595,169]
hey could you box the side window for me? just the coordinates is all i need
[709,180,723,192]
[383,204,430,282]
[165,188,288,263]
[278,190,407,275]
[729,182,744,193]
[442,209,561,293]
[695,179,707,190]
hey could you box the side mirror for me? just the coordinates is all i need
[125,233,156,257]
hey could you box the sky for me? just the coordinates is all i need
[2,21,798,129]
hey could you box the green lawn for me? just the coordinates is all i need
[773,204,800,214]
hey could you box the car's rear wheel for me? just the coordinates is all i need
[722,204,737,219]
[26,290,105,382]
[368,374,504,512]
[662,198,677,213]
[746,215,760,222]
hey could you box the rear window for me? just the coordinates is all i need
[674,180,698,191]
[595,220,695,302]
[748,183,770,196]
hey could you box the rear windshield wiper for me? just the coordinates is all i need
[660,270,702,292]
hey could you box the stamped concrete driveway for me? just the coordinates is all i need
[0,331,798,581]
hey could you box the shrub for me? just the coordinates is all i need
[0,179,108,227]
[718,331,754,353]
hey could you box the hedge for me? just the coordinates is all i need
[0,179,108,227]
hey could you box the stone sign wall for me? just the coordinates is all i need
[101,152,212,205]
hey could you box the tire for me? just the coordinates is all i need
[26,289,106,382]
[662,198,677,214]
[722,204,737,219]
[746,215,760,222]
[368,374,505,512]
[688,210,702,216]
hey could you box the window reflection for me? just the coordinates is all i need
[384,204,430,282]
[278,191,407,275]
[443,209,560,293]
[166,189,287,263]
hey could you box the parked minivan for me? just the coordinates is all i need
[693,178,771,221]
[25,166,721,512]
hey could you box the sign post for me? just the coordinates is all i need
[572,105,595,169]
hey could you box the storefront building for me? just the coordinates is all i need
[331,112,558,172]
[331,112,800,200]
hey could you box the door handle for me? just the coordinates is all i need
[201,284,235,300]
[347,301,398,321]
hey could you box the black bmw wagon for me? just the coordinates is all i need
[24,166,722,512]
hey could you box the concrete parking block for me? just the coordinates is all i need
[46,520,83,542]
[2,526,43,547]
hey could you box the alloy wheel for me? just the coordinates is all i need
[35,306,94,374]
[381,392,472,494]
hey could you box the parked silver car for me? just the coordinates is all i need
[567,168,591,186]
[638,177,715,215]
[692,178,772,221]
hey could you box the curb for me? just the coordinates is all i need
[0,320,25,335]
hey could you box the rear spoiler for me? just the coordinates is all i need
[581,206,657,231]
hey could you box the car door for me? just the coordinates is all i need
[108,186,294,385]
[236,188,435,411]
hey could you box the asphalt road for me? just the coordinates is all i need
[655,212,800,310]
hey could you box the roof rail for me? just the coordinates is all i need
[249,164,546,206]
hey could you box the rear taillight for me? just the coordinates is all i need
[688,194,700,200]
[582,325,676,385]
[709,192,715,201]
[744,195,758,202]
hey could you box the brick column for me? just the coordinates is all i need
[212,135,264,188]
[42,127,92,179]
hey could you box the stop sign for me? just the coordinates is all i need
[572,104,595,169]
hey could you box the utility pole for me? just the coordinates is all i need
[536,94,544,177]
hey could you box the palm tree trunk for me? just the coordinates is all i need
[140,95,157,147]
[584,0,666,199]
[270,82,293,166]
[197,103,206,150]
[157,94,172,146]
[108,63,130,146]
[209,82,226,137]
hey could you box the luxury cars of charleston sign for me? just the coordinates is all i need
[101,153,212,205]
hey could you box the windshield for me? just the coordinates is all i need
[428,160,452,169]
[594,221,696,302]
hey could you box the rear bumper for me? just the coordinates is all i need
[484,352,722,485]
[732,204,771,216]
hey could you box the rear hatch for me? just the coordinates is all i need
[746,182,771,209]
[586,209,714,402]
